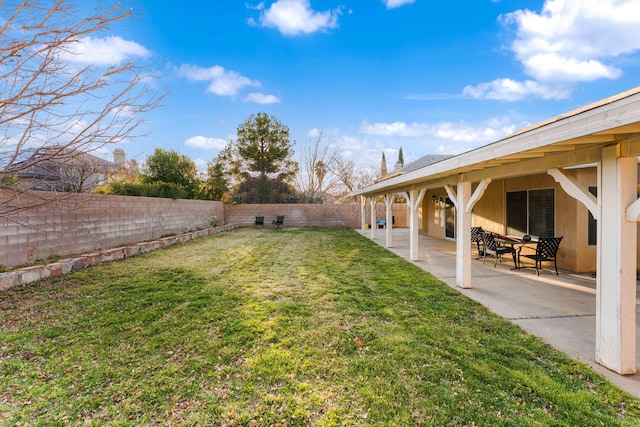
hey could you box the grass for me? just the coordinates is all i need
[1,227,639,426]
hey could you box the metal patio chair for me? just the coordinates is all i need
[272,215,284,229]
[471,226,484,258]
[519,236,563,275]
[482,231,516,268]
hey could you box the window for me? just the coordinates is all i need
[588,186,597,246]
[506,189,555,238]
[444,197,455,239]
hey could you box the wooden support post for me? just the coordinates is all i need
[360,196,366,232]
[595,144,637,374]
[370,198,377,239]
[408,188,426,261]
[456,181,472,289]
[385,193,394,247]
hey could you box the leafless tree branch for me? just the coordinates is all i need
[0,0,163,224]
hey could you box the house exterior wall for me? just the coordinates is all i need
[417,170,640,274]
[573,168,598,273]
[420,191,448,238]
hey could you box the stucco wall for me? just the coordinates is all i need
[419,173,608,273]
[0,193,224,268]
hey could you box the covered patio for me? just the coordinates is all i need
[358,228,640,396]
[354,87,640,378]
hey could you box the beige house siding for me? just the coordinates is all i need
[416,169,640,274]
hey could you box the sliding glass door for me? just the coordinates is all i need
[506,189,555,238]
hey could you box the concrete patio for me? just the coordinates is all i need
[358,228,640,397]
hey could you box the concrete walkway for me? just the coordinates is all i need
[358,228,640,397]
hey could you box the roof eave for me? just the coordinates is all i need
[353,88,640,197]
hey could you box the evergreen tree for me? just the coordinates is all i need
[381,152,388,176]
[234,113,298,203]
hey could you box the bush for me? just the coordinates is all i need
[109,182,190,199]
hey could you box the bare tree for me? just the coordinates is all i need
[0,1,162,222]
[293,131,340,203]
[328,156,380,203]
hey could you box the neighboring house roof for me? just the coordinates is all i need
[354,86,640,197]
[8,147,115,192]
[379,154,453,182]
[8,148,113,172]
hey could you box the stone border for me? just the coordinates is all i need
[0,224,235,292]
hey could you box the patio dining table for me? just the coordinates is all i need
[501,236,537,270]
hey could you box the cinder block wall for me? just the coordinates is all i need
[225,203,408,228]
[0,193,224,267]
[0,193,406,268]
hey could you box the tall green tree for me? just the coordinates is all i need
[235,113,298,203]
[143,148,200,198]
[203,146,234,201]
[381,152,388,176]
[398,146,404,167]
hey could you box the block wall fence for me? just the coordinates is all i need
[0,193,224,268]
[225,203,408,229]
[0,192,407,268]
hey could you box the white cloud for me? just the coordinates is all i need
[360,117,517,144]
[463,78,571,101]
[246,2,265,10]
[307,128,322,138]
[522,53,622,82]
[185,136,228,150]
[194,158,208,174]
[383,0,415,9]
[467,0,640,101]
[253,0,341,36]
[59,36,150,65]
[176,64,260,96]
[360,121,429,138]
[503,0,640,83]
[243,92,281,104]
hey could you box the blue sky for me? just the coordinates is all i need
[85,0,640,171]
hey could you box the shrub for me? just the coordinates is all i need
[109,182,190,199]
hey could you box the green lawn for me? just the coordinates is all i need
[1,228,639,426]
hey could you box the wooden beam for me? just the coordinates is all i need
[594,123,640,135]
[467,145,602,182]
[562,134,617,144]
[529,145,576,153]
[548,168,598,219]
[466,178,491,214]
[626,198,640,222]
[500,152,546,160]
[352,96,640,198]
[444,185,457,208]
[625,135,640,157]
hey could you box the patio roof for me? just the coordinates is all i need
[354,86,640,197]
[355,86,640,376]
